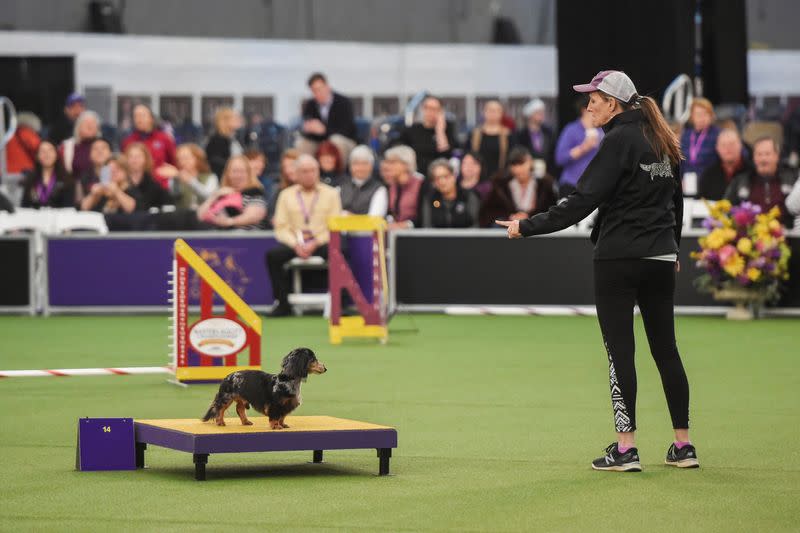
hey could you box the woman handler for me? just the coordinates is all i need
[497,71,698,472]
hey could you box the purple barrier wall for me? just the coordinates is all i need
[47,234,374,308]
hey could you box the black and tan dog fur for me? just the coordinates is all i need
[201,347,326,430]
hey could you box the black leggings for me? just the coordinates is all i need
[594,259,690,432]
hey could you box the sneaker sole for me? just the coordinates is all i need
[591,462,642,472]
[665,458,700,468]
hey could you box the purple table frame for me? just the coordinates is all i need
[134,420,397,480]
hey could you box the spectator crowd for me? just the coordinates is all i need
[4,71,800,235]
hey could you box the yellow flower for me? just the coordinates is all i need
[737,238,752,255]
[768,219,781,231]
[722,253,745,277]
[705,229,728,250]
[716,199,732,213]
[767,206,782,220]
[747,268,761,282]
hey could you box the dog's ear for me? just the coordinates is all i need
[282,348,311,378]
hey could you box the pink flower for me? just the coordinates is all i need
[733,208,755,227]
[718,244,737,263]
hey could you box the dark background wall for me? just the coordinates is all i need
[555,0,696,128]
[555,0,750,127]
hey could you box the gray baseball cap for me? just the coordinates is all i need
[573,70,638,103]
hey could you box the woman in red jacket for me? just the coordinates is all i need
[121,104,176,189]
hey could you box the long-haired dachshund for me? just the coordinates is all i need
[201,347,326,430]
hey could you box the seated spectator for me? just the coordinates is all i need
[295,72,358,162]
[48,92,85,145]
[316,140,345,187]
[21,140,76,209]
[196,154,267,230]
[698,128,753,201]
[480,146,558,227]
[6,111,41,174]
[555,96,603,198]
[458,151,492,202]
[513,98,556,174]
[121,104,177,189]
[159,143,219,210]
[265,155,342,317]
[393,95,457,179]
[59,110,100,180]
[267,148,300,227]
[124,143,174,211]
[725,136,796,227]
[80,154,141,214]
[468,99,511,180]
[421,158,479,228]
[245,149,273,198]
[383,145,423,229]
[75,138,112,203]
[340,145,388,216]
[680,97,720,196]
[205,107,244,178]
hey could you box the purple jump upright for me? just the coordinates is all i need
[327,216,389,345]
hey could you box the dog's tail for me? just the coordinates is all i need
[201,401,217,422]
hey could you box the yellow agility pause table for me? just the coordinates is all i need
[134,416,398,480]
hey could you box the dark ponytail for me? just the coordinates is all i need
[635,96,683,166]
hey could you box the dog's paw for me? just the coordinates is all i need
[281,423,290,429]
[269,421,283,430]
[216,420,226,426]
[242,420,253,426]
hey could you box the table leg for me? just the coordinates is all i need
[135,442,147,468]
[377,448,391,476]
[313,450,324,463]
[193,453,209,481]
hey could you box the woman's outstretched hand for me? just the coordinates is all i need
[495,219,522,239]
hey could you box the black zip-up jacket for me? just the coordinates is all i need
[519,109,683,260]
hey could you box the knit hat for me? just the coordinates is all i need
[522,98,546,117]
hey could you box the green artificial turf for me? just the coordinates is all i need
[0,314,798,532]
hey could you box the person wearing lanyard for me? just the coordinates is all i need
[497,71,698,472]
[266,154,342,317]
[680,98,720,197]
[513,98,557,176]
[21,140,76,209]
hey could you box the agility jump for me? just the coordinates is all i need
[171,238,262,384]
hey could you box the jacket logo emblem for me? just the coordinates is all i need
[639,156,673,180]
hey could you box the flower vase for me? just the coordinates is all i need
[712,287,766,320]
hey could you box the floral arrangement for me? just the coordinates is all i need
[691,200,791,301]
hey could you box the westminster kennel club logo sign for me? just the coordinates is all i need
[189,317,248,357]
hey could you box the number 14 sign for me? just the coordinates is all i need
[75,418,136,471]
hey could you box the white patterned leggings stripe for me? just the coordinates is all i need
[593,258,690,432]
